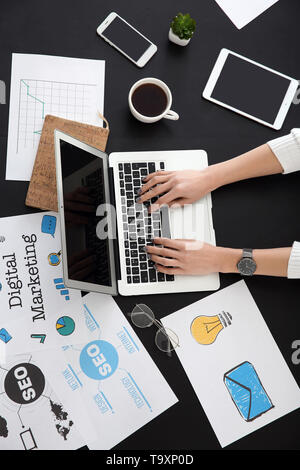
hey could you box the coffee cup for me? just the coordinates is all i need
[128,77,179,123]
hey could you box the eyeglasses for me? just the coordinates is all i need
[130,304,179,354]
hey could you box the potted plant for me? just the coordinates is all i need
[169,13,196,46]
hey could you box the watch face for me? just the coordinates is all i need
[237,257,257,276]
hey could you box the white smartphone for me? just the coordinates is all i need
[97,12,157,68]
[203,48,299,130]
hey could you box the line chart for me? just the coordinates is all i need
[16,79,97,153]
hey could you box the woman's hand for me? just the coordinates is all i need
[137,169,215,212]
[146,238,241,275]
[147,238,292,278]
[137,143,285,213]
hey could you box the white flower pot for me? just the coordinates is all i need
[168,28,191,46]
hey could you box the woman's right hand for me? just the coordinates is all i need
[137,168,216,212]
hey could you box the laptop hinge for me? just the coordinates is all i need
[108,166,121,281]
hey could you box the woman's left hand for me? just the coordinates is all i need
[146,238,241,275]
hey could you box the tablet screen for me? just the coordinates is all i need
[211,53,292,124]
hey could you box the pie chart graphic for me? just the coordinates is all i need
[56,316,75,336]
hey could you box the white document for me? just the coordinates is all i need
[6,53,105,181]
[36,293,178,449]
[0,212,88,354]
[215,0,279,29]
[0,353,85,450]
[161,280,300,447]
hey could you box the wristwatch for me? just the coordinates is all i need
[237,248,257,276]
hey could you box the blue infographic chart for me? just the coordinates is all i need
[80,340,119,381]
[43,293,177,449]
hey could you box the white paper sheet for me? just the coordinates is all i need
[0,212,88,354]
[35,293,178,449]
[161,280,300,447]
[0,353,85,449]
[215,0,279,29]
[6,53,105,181]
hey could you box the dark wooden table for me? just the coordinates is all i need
[0,0,299,450]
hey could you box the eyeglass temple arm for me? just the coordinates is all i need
[135,305,179,347]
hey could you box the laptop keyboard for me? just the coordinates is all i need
[118,161,174,285]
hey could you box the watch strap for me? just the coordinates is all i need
[243,248,253,259]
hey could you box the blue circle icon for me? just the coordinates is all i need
[79,340,119,380]
[48,252,61,266]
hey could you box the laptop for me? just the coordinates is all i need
[54,130,220,296]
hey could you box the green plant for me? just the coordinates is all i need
[171,13,196,40]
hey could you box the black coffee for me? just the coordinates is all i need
[132,83,168,117]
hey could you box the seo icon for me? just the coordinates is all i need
[80,340,119,380]
[4,363,45,405]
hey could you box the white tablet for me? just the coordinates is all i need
[203,49,298,130]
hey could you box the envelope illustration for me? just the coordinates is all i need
[224,361,274,421]
[0,328,12,344]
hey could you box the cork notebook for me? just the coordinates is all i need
[25,114,110,212]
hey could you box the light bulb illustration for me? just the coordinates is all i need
[190,311,232,345]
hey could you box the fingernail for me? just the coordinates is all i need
[136,197,141,203]
[142,177,147,182]
[142,246,147,252]
[137,189,141,195]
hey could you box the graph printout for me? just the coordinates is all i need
[6,54,105,181]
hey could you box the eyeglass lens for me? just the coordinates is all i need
[131,303,155,328]
[155,327,179,353]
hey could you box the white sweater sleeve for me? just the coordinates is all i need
[288,242,300,278]
[268,129,300,278]
[268,128,300,174]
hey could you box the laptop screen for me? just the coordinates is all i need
[59,139,114,290]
